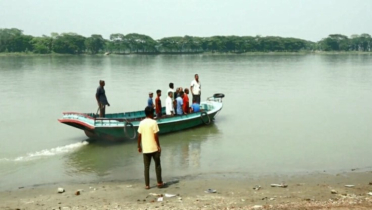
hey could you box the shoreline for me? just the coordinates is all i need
[1,51,372,57]
[1,171,371,209]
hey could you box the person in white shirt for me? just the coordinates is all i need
[165,91,174,116]
[190,74,201,104]
[167,82,176,100]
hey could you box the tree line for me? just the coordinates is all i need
[0,28,371,54]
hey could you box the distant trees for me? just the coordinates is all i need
[156,36,311,53]
[106,33,157,53]
[85,35,105,54]
[30,36,53,54]
[318,34,371,51]
[350,34,371,51]
[52,33,86,54]
[0,28,371,54]
[0,28,33,52]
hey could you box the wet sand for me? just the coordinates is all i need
[1,171,372,210]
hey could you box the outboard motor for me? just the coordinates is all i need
[207,93,225,102]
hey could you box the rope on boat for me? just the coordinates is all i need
[124,122,137,140]
[200,111,211,125]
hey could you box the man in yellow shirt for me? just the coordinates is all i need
[137,106,163,189]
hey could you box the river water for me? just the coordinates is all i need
[0,54,371,190]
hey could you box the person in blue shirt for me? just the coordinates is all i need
[176,91,184,115]
[147,92,155,108]
[190,99,200,113]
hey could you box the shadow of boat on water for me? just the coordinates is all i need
[64,123,221,178]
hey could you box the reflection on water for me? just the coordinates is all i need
[162,124,220,170]
[65,124,220,179]
[319,53,372,64]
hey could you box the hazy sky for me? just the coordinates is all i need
[0,0,371,41]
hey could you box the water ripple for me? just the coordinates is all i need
[0,141,89,162]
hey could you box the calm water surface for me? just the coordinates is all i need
[0,54,372,190]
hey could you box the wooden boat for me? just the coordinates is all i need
[58,94,224,141]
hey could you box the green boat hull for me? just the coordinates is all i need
[84,111,218,141]
[59,99,223,141]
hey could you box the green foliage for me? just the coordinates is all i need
[107,33,126,53]
[107,33,158,53]
[158,36,184,52]
[0,28,34,52]
[31,36,52,54]
[53,33,86,54]
[85,35,105,54]
[0,28,371,54]
[318,34,371,51]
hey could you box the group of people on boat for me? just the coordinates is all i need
[95,74,202,118]
[94,74,202,189]
[148,74,201,118]
[136,74,200,189]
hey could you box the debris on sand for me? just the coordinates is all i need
[75,190,81,195]
[205,189,217,193]
[252,204,263,209]
[164,193,177,198]
[253,185,261,191]
[271,183,288,188]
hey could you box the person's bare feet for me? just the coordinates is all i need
[145,186,150,190]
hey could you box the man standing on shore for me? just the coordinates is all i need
[190,74,201,104]
[137,106,163,189]
[95,80,110,117]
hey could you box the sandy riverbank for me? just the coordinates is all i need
[1,171,372,210]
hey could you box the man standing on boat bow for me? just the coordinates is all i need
[190,74,201,104]
[96,80,110,118]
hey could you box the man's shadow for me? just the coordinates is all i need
[154,179,179,189]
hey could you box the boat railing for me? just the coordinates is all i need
[94,118,143,122]
[62,112,95,119]
[94,117,145,123]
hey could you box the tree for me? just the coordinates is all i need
[123,33,157,53]
[108,33,126,53]
[158,37,183,52]
[31,36,52,54]
[358,33,371,51]
[52,33,86,54]
[318,34,349,51]
[85,34,105,54]
[204,36,225,52]
[0,28,34,52]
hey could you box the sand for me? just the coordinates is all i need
[1,171,372,210]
